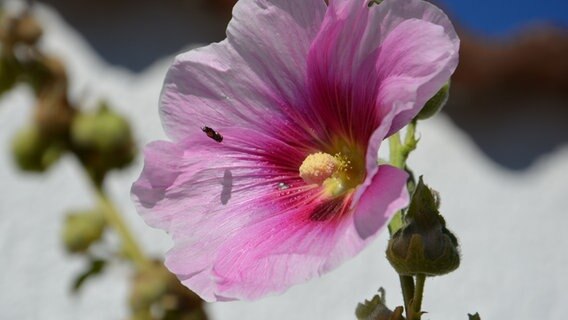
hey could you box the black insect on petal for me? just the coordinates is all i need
[202,126,223,143]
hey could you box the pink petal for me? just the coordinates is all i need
[371,0,459,134]
[307,0,459,140]
[132,126,308,233]
[168,183,391,301]
[227,0,326,102]
[209,165,409,300]
[351,107,409,240]
[132,128,308,301]
[161,0,326,141]
[353,165,409,239]
[132,126,408,301]
[176,191,351,301]
[376,15,459,134]
[131,141,185,230]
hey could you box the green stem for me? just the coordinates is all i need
[388,119,418,170]
[388,121,420,319]
[94,185,149,269]
[389,132,404,169]
[404,120,417,149]
[399,275,415,315]
[411,274,426,319]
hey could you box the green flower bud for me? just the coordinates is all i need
[386,177,460,276]
[417,83,450,120]
[11,125,63,172]
[72,107,129,151]
[62,210,106,253]
[70,103,136,184]
[71,103,135,167]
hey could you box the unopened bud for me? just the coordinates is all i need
[417,83,450,120]
[72,105,130,152]
[11,125,63,172]
[62,210,105,253]
[386,177,460,276]
[71,103,136,172]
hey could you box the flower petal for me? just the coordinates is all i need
[131,141,185,230]
[307,0,459,139]
[132,124,407,301]
[132,127,311,301]
[376,13,459,134]
[227,0,326,102]
[181,192,339,299]
[161,0,326,141]
[131,126,309,233]
[353,165,409,239]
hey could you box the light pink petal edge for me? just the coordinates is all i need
[160,0,326,141]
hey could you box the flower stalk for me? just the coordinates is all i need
[388,119,425,319]
[399,274,415,317]
[410,274,426,320]
[93,183,149,269]
[389,119,418,169]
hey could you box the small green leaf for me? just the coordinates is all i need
[72,259,106,292]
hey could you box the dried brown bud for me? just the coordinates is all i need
[356,288,406,320]
[13,13,43,45]
[34,88,75,139]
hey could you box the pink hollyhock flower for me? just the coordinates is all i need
[132,0,459,301]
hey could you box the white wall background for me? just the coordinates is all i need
[1,3,568,319]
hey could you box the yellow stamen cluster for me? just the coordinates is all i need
[299,152,339,185]
[299,151,356,197]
